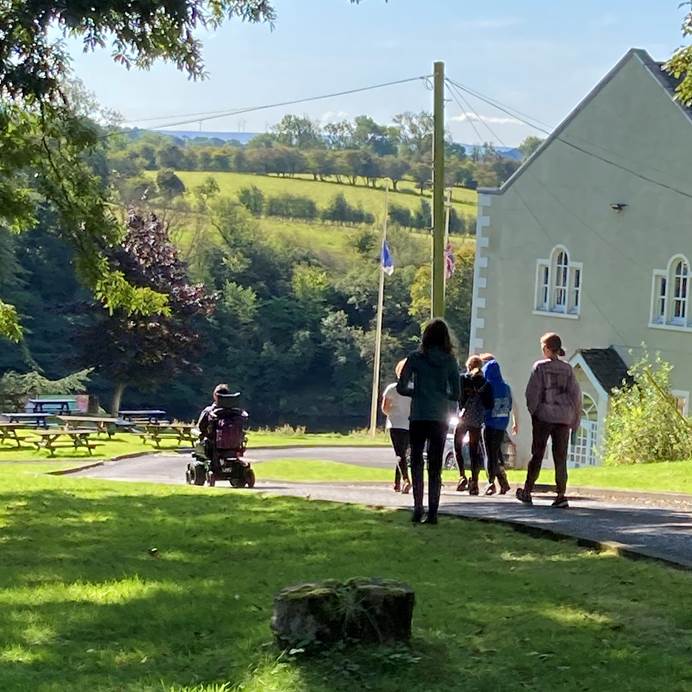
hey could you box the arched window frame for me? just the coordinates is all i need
[649,254,691,331]
[534,246,582,318]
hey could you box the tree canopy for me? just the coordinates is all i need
[0,1,277,340]
[666,1,692,105]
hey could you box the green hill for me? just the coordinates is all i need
[172,170,477,221]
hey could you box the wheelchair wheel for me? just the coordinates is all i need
[185,466,193,485]
[192,465,205,486]
[230,478,244,488]
[245,468,256,488]
[443,451,457,471]
[206,471,216,487]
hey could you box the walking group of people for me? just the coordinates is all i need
[381,319,582,524]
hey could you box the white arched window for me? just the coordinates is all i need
[534,246,582,318]
[650,255,691,330]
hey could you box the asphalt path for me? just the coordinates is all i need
[74,449,692,570]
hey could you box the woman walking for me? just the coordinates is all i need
[516,332,581,508]
[381,359,412,494]
[455,355,493,495]
[397,319,460,524]
[482,358,515,495]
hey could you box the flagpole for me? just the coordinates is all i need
[443,188,452,300]
[369,184,389,437]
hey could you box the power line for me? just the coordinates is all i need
[123,75,432,130]
[445,83,486,145]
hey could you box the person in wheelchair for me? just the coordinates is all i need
[197,384,247,473]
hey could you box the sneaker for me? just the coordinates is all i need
[498,473,510,495]
[484,483,497,496]
[456,476,468,492]
[516,487,533,505]
[393,483,401,493]
[401,480,411,495]
[411,509,423,523]
[552,496,569,509]
[468,479,480,496]
[422,514,438,525]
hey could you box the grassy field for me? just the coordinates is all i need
[256,458,692,494]
[173,170,477,220]
[0,431,389,463]
[0,462,690,691]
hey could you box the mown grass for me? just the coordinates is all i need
[507,459,692,495]
[0,463,690,691]
[173,170,476,220]
[256,458,692,495]
[0,431,389,463]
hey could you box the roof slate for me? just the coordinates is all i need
[577,348,633,393]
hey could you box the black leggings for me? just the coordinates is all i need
[484,427,505,483]
[409,419,448,517]
[389,428,410,484]
[454,423,484,480]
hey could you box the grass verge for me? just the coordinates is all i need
[0,464,690,691]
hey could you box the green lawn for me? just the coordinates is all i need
[0,462,690,691]
[255,459,692,495]
[506,459,692,495]
[174,170,477,220]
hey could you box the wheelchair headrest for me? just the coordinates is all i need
[216,392,241,408]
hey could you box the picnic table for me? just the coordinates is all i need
[30,429,99,457]
[138,423,196,449]
[57,415,119,438]
[1,412,50,428]
[0,422,32,448]
[28,398,74,415]
[119,409,168,424]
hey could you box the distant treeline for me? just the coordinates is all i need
[110,112,535,191]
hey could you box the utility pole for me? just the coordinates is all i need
[432,61,446,318]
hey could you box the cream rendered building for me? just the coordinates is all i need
[469,48,692,468]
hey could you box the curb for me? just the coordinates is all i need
[48,451,155,476]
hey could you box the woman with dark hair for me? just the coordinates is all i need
[517,332,581,509]
[397,319,460,524]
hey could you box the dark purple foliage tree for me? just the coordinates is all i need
[83,211,216,413]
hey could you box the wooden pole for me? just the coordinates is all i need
[432,60,446,318]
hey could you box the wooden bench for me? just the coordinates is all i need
[138,423,196,449]
[57,415,119,438]
[30,430,100,457]
[0,423,32,448]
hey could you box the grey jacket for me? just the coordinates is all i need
[525,358,581,429]
[397,347,460,422]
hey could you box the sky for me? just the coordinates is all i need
[67,0,688,147]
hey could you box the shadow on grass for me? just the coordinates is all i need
[0,482,690,691]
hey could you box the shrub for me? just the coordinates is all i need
[266,193,317,220]
[237,185,265,215]
[412,199,431,230]
[388,203,413,228]
[604,351,692,464]
[321,193,374,225]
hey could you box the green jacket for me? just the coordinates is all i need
[396,348,460,422]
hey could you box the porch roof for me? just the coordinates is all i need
[576,348,633,393]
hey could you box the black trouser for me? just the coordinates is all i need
[524,417,570,496]
[409,420,448,518]
[389,428,410,485]
[454,423,483,480]
[483,427,506,483]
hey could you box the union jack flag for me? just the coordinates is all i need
[445,243,455,280]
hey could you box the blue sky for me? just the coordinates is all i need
[68,0,687,146]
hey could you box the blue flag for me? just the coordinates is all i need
[381,240,394,276]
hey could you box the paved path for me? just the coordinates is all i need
[75,451,692,570]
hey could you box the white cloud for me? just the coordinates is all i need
[319,110,351,124]
[449,111,521,126]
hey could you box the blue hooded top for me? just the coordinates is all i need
[482,360,512,430]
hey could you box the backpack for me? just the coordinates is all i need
[211,408,246,451]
